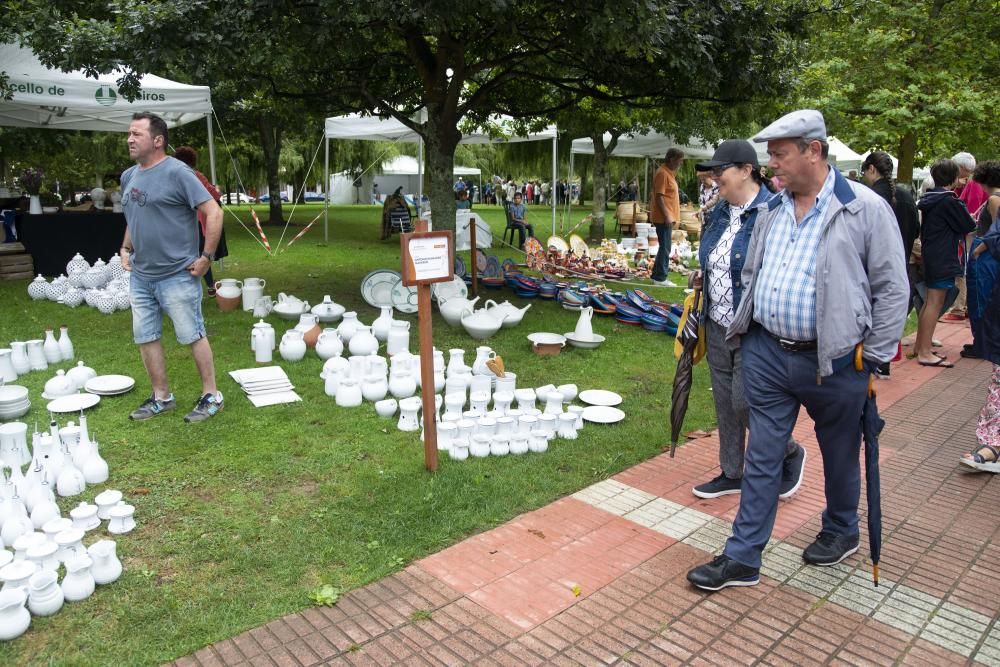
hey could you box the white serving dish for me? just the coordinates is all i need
[564,332,606,349]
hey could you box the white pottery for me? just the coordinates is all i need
[94,490,122,521]
[1,514,33,551]
[495,375,516,396]
[12,533,46,562]
[461,307,503,340]
[446,349,466,376]
[214,278,242,300]
[334,377,363,408]
[388,368,416,399]
[471,347,496,376]
[489,434,510,456]
[509,434,529,455]
[40,518,72,544]
[252,296,274,318]
[110,190,123,213]
[469,434,491,458]
[55,458,85,497]
[25,542,59,573]
[311,295,345,323]
[469,391,489,416]
[537,413,558,439]
[474,417,496,438]
[42,330,61,365]
[386,320,410,357]
[374,399,397,418]
[62,287,85,308]
[324,368,341,397]
[544,390,564,415]
[336,312,362,343]
[444,366,471,399]
[43,370,75,399]
[70,502,100,532]
[53,528,85,562]
[315,329,343,360]
[273,293,309,319]
[495,416,516,437]
[348,356,368,382]
[96,291,115,314]
[574,306,595,339]
[514,388,536,411]
[88,540,122,585]
[484,299,532,328]
[437,422,457,452]
[568,405,586,430]
[558,384,579,402]
[365,353,388,378]
[557,413,579,439]
[242,278,266,312]
[107,254,125,281]
[251,321,276,364]
[0,422,29,467]
[29,495,60,530]
[361,374,388,403]
[66,361,97,390]
[372,306,394,343]
[517,415,538,438]
[0,559,37,592]
[107,503,135,535]
[9,343,29,376]
[443,393,465,421]
[0,350,16,383]
[61,554,95,602]
[66,253,89,276]
[113,290,130,311]
[493,393,514,416]
[45,278,68,303]
[81,438,107,486]
[279,330,307,362]
[397,397,422,432]
[27,569,63,616]
[0,587,30,640]
[528,430,549,453]
[439,296,479,328]
[27,276,48,300]
[348,326,379,357]
[448,443,469,461]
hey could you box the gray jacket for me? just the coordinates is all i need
[726,167,910,377]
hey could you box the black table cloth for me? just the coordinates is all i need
[15,211,127,277]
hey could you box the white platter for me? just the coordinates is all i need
[360,269,401,308]
[84,374,136,395]
[46,393,101,413]
[578,389,623,407]
[581,405,625,424]
[527,332,566,346]
[432,276,468,304]
[389,277,419,314]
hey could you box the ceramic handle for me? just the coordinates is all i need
[214,281,222,290]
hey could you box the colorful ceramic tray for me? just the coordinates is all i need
[546,236,569,252]
[524,237,543,256]
[475,249,489,273]
[569,234,589,257]
[361,269,401,308]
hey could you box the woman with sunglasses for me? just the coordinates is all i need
[690,140,806,499]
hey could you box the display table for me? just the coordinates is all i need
[15,211,127,277]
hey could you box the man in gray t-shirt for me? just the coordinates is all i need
[119,112,225,424]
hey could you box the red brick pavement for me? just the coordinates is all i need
[173,322,998,666]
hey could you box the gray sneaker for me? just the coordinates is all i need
[129,394,176,421]
[184,392,224,423]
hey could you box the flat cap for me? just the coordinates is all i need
[752,109,827,143]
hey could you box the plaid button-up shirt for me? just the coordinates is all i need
[753,167,837,341]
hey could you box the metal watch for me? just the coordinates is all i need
[201,251,215,261]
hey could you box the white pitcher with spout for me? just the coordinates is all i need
[574,306,594,339]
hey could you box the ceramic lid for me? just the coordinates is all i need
[70,502,98,519]
[42,517,73,535]
[0,559,37,580]
[108,503,135,517]
[26,541,57,558]
[94,489,123,505]
[54,527,85,545]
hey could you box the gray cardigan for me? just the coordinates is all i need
[727,167,910,377]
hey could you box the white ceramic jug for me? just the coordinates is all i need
[471,346,496,376]
[337,312,362,343]
[88,540,122,585]
[0,587,30,640]
[334,377,363,408]
[252,321,275,364]
[58,326,74,361]
[0,350,16,383]
[372,306,394,343]
[388,368,416,399]
[214,278,242,299]
[42,330,61,364]
[61,554,95,602]
[348,326,379,357]
[386,320,411,357]
[26,340,47,371]
[315,329,343,360]
[574,306,595,339]
[9,342,29,375]
[361,374,389,403]
[279,330,307,362]
[27,569,63,616]
[242,277,266,311]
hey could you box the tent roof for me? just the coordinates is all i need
[827,137,865,172]
[0,43,213,131]
[380,155,480,176]
[570,131,771,164]
[324,113,556,144]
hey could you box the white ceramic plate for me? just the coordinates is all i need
[527,332,566,345]
[389,277,419,314]
[578,389,623,407]
[432,276,468,304]
[360,269,401,308]
[84,375,136,395]
[0,385,29,403]
[46,393,100,413]
[582,405,625,424]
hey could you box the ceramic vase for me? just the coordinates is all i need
[337,312,361,343]
[27,276,48,300]
[61,555,95,602]
[528,430,549,453]
[0,587,30,640]
[469,435,491,458]
[88,540,122,585]
[26,340,47,372]
[388,369,416,399]
[279,330,307,362]
[315,329,343,360]
[0,559,37,591]
[27,569,63,616]
[361,374,388,403]
[386,320,410,356]
[348,326,378,357]
[94,490,122,521]
[397,397,421,432]
[557,413,578,440]
[9,343,29,376]
[509,435,529,455]
[294,313,322,349]
[371,306,394,343]
[0,350,15,383]
[334,378,363,408]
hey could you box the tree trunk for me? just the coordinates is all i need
[897,131,917,189]
[588,131,619,242]
[257,114,285,224]
[423,111,461,233]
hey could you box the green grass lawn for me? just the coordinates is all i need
[0,203,712,666]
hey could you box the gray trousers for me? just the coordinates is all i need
[705,317,796,479]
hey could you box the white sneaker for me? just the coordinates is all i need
[652,279,677,287]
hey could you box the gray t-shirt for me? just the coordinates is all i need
[121,156,211,280]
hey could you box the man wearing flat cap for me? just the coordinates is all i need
[687,109,909,591]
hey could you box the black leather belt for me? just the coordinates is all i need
[763,328,817,352]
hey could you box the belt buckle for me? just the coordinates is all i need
[777,337,798,351]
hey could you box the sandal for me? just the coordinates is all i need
[960,444,1000,473]
[918,357,954,368]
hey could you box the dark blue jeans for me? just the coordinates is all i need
[723,327,868,568]
[651,223,672,281]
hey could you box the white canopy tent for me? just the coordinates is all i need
[827,137,865,174]
[323,112,559,240]
[336,155,482,206]
[0,43,217,180]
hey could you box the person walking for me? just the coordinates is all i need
[941,152,989,322]
[686,110,909,591]
[690,140,806,500]
[648,148,684,286]
[913,159,976,368]
[119,112,225,423]
[861,151,919,378]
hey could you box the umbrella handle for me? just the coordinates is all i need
[853,343,864,372]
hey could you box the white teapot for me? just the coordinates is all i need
[461,307,503,340]
[485,299,532,328]
[311,294,345,323]
[439,295,479,328]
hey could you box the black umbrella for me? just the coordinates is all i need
[669,288,702,457]
[856,345,884,586]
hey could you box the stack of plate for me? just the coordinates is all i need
[84,375,136,396]
[0,385,30,420]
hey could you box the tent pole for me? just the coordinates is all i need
[206,114,217,184]
[643,157,648,202]
[551,128,557,237]
[323,135,329,243]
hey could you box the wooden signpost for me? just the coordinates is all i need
[400,221,453,471]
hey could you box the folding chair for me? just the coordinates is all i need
[502,201,518,247]
[388,208,414,235]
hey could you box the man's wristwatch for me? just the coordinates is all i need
[201,251,215,261]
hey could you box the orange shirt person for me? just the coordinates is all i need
[647,148,684,285]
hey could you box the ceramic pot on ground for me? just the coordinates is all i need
[42,330,61,365]
[469,435,491,458]
[0,587,30,640]
[294,313,322,349]
[9,343,29,375]
[107,503,136,534]
[94,490,122,521]
[311,295,345,323]
[0,559,37,592]
[251,321,275,364]
[27,276,48,300]
[528,430,549,453]
[437,422,457,453]
[371,306,394,343]
[88,540,122,585]
[27,569,63,616]
[337,312,362,344]
[361,374,388,402]
[334,378,363,408]
[537,414,558,439]
[66,361,96,390]
[279,330,307,362]
[388,368,416,399]
[61,555,95,602]
[241,278,266,312]
[0,350,15,383]
[56,327,74,361]
[397,397,422,432]
[386,320,410,357]
[509,434,529,455]
[374,399,397,418]
[446,349,466,376]
[315,329,343,360]
[348,326,378,357]
[557,413,579,440]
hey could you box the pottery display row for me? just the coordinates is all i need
[438,296,532,340]
[1,328,76,381]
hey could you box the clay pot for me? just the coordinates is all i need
[216,294,241,312]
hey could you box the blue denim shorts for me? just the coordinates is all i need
[130,272,206,345]
[926,277,955,290]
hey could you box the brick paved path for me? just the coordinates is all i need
[173,322,1000,666]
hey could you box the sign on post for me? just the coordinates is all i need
[400,227,453,471]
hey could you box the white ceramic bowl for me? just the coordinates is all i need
[374,398,398,418]
[0,385,29,404]
[527,332,566,346]
[273,304,306,320]
[461,316,502,340]
[564,332,606,349]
